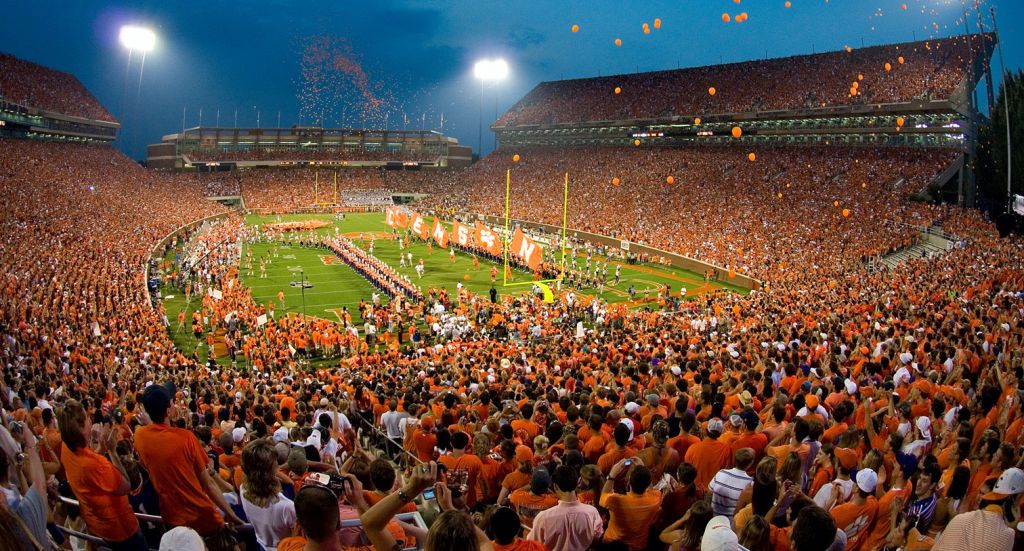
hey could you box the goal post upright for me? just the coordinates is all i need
[501,168,569,290]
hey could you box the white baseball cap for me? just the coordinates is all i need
[983,467,1024,501]
[856,468,878,493]
[159,527,204,551]
[231,427,247,443]
[701,516,739,551]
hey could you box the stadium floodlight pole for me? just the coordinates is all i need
[474,59,509,157]
[991,6,1013,214]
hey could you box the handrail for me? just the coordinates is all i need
[59,496,255,533]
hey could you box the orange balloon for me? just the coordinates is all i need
[861,182,867,188]
[571,24,579,33]
[852,81,859,88]
[731,126,743,139]
[612,177,620,186]
[885,62,892,72]
[633,139,641,146]
[896,116,905,127]
[777,192,783,199]
[463,274,471,281]
[857,73,864,81]
[644,27,651,34]
[666,176,675,184]
[614,38,622,46]
[708,87,716,96]
[722,13,731,22]
[842,208,851,217]
[694,117,702,125]
[654,18,662,29]
[898,56,905,64]
[785,1,791,7]
[747,152,756,162]
[512,154,520,162]
[850,87,857,96]
[901,3,907,9]
[614,86,622,94]
[833,200,839,207]
[738,12,748,21]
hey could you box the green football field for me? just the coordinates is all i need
[160,212,745,365]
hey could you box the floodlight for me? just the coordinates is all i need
[119,26,156,52]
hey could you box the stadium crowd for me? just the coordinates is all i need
[4,37,1024,551]
[0,53,116,122]
[496,35,988,127]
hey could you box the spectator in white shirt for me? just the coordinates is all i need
[240,439,296,551]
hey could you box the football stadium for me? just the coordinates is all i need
[1,3,1024,551]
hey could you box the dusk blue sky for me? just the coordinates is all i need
[2,0,1021,160]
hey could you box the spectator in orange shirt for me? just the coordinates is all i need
[488,505,546,551]
[439,431,483,509]
[684,417,733,495]
[508,468,558,528]
[57,399,146,550]
[133,382,243,539]
[597,422,638,475]
[600,458,662,551]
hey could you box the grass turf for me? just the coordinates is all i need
[159,212,746,365]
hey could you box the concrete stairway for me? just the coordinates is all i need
[878,227,956,270]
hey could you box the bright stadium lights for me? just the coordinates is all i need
[473,58,510,156]
[119,26,156,53]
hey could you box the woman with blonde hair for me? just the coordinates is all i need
[658,500,713,551]
[738,515,772,551]
[240,439,296,551]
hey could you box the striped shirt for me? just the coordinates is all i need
[933,508,1014,551]
[709,467,754,518]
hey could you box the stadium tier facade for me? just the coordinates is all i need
[492,34,996,206]
[146,126,473,171]
[0,52,120,143]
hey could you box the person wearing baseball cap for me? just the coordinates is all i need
[934,467,1024,551]
[700,515,739,551]
[830,469,879,550]
[134,381,244,539]
[684,417,733,496]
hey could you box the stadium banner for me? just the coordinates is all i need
[475,222,502,256]
[431,218,449,248]
[511,227,544,270]
[410,212,429,240]
[256,314,268,327]
[451,220,472,247]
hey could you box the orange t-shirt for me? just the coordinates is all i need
[502,470,532,493]
[600,489,662,550]
[684,438,733,494]
[134,423,224,535]
[831,497,878,550]
[439,453,484,508]
[60,444,140,542]
[508,489,558,527]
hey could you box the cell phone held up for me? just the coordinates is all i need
[307,472,351,495]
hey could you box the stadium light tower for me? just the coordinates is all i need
[474,58,509,157]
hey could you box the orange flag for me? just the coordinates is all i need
[385,207,407,229]
[431,218,449,248]
[410,212,429,240]
[451,220,472,247]
[511,227,543,271]
[475,222,502,256]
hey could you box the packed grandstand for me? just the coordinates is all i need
[2,29,1024,551]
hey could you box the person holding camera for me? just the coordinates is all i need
[0,420,49,550]
[600,457,662,551]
